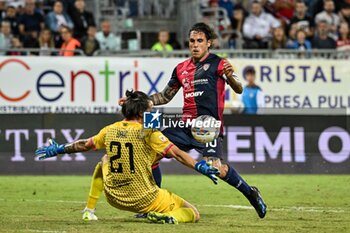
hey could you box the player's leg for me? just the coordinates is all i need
[82,158,105,221]
[146,189,199,224]
[202,138,267,218]
[152,163,162,187]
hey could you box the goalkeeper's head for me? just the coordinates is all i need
[122,89,153,120]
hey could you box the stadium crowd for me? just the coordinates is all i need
[201,0,350,50]
[0,0,349,56]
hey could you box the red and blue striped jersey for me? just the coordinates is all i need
[167,53,226,133]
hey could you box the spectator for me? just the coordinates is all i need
[230,4,245,34]
[315,0,340,39]
[3,5,20,36]
[69,0,95,39]
[18,0,44,37]
[80,25,100,56]
[243,0,281,49]
[228,4,246,49]
[46,1,74,34]
[273,0,295,21]
[338,1,348,12]
[203,0,232,32]
[219,0,234,19]
[269,26,287,49]
[286,22,298,47]
[6,37,25,56]
[0,0,5,22]
[336,22,350,51]
[312,20,336,49]
[22,31,40,53]
[309,0,326,18]
[95,20,121,51]
[38,28,55,55]
[339,4,350,26]
[0,20,13,55]
[289,0,314,38]
[288,29,312,50]
[59,25,80,56]
[241,66,264,115]
[151,30,173,52]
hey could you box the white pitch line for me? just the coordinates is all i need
[26,230,67,233]
[0,198,347,213]
[200,204,347,213]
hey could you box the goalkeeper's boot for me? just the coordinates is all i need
[248,186,267,218]
[82,207,98,221]
[147,212,178,224]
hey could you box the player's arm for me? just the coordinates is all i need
[35,125,109,160]
[149,67,181,106]
[222,60,243,94]
[149,84,180,106]
[165,145,220,184]
[34,138,95,160]
[64,139,94,153]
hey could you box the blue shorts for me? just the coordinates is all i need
[162,127,223,159]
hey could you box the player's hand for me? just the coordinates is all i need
[223,60,234,78]
[195,160,220,184]
[118,97,126,106]
[35,139,65,160]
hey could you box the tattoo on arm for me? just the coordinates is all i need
[227,74,243,94]
[64,139,92,154]
[150,85,180,105]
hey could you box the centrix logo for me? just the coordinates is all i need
[143,110,162,128]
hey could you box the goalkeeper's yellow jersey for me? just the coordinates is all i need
[92,120,173,212]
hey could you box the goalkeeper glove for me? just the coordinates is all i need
[195,160,220,184]
[35,139,65,160]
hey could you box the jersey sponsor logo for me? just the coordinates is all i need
[181,70,188,75]
[203,63,210,71]
[185,91,204,98]
[192,79,208,85]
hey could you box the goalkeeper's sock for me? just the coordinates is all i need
[222,164,252,198]
[86,162,103,209]
[152,164,162,188]
[167,208,196,223]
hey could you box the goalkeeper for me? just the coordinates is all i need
[35,90,219,224]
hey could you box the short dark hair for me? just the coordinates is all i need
[189,22,217,41]
[245,66,256,75]
[121,90,151,119]
[60,25,73,34]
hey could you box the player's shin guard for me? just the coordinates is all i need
[86,162,104,209]
[167,208,196,223]
[222,164,252,198]
[152,164,162,188]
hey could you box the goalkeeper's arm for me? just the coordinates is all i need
[35,138,95,160]
[165,144,220,184]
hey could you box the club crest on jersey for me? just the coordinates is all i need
[182,78,191,91]
[203,63,210,71]
[159,135,167,142]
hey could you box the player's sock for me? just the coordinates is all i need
[166,208,196,223]
[222,164,252,198]
[86,162,103,209]
[152,164,162,188]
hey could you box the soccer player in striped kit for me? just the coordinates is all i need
[83,23,267,220]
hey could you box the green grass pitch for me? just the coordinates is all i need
[0,175,349,233]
